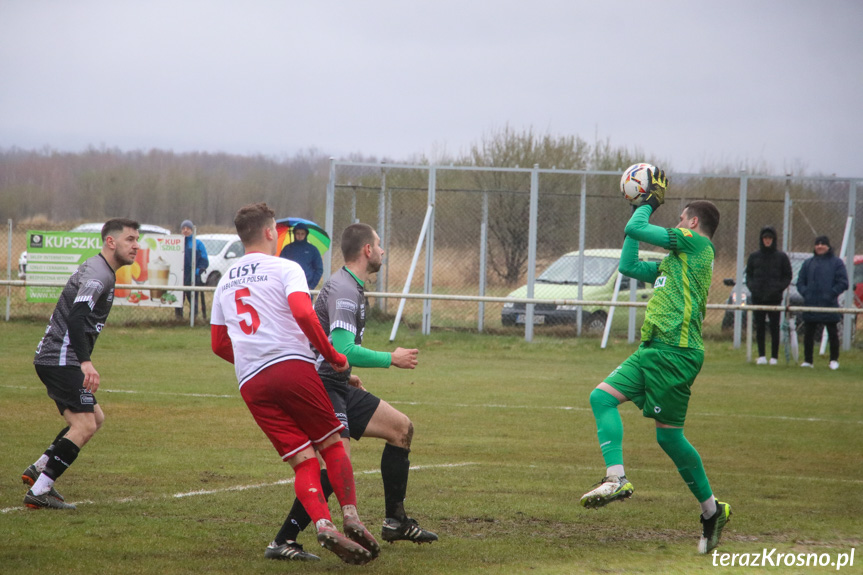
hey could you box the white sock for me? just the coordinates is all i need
[606,465,625,479]
[34,454,50,472]
[701,495,717,519]
[31,473,55,496]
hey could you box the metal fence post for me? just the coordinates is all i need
[6,219,11,321]
[478,191,489,332]
[843,180,857,350]
[422,167,436,335]
[190,225,196,327]
[577,174,586,336]
[780,175,792,327]
[733,172,748,348]
[377,164,387,309]
[524,165,540,343]
[323,158,335,283]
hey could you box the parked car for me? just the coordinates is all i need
[722,251,863,334]
[501,248,666,331]
[17,222,171,279]
[197,233,245,286]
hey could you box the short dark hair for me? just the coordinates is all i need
[685,200,720,239]
[341,223,376,262]
[101,218,139,241]
[234,202,275,244]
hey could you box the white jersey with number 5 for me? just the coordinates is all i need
[210,252,314,388]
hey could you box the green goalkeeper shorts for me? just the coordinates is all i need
[603,340,704,427]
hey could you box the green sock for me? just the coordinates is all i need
[590,388,624,468]
[655,427,713,502]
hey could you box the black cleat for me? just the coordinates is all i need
[381,516,439,544]
[264,540,320,561]
[24,490,76,510]
[698,501,732,554]
[21,465,66,501]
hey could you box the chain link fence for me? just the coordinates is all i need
[322,161,861,347]
[3,163,861,349]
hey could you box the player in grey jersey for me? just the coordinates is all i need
[22,219,140,510]
[269,223,436,561]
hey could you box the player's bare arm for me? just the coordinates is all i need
[391,347,418,369]
[348,374,366,391]
[80,361,100,392]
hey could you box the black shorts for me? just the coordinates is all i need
[35,364,98,414]
[321,377,381,441]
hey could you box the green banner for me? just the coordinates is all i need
[25,231,102,302]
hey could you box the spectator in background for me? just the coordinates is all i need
[744,226,792,365]
[797,236,849,370]
[176,219,209,321]
[279,223,323,289]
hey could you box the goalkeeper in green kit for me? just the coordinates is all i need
[579,167,731,554]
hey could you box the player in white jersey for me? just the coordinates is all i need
[22,219,140,510]
[210,202,379,565]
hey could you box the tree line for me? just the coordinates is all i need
[1,129,848,284]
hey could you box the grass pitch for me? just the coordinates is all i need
[1,320,861,574]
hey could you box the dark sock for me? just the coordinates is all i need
[41,426,71,461]
[381,443,410,521]
[276,469,333,545]
[42,437,80,481]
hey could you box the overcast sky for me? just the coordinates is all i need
[1,1,861,176]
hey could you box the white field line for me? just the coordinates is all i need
[3,385,861,425]
[6,460,863,515]
[1,462,477,514]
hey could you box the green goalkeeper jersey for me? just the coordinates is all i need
[619,205,715,350]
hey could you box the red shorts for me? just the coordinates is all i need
[240,359,344,461]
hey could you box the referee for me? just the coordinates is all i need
[22,219,140,509]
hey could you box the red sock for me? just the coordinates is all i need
[319,441,357,508]
[292,458,331,525]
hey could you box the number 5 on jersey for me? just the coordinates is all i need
[234,287,261,335]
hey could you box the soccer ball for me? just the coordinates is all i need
[620,163,655,205]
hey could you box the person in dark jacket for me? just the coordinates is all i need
[176,220,209,320]
[744,226,792,365]
[796,235,849,370]
[279,223,323,289]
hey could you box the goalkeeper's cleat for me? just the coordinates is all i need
[21,465,66,501]
[315,521,374,565]
[343,516,381,558]
[698,501,732,554]
[381,516,439,544]
[264,540,320,561]
[24,490,76,510]
[580,475,634,509]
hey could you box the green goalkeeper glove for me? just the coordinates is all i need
[643,167,668,213]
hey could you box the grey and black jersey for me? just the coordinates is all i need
[314,266,365,386]
[34,253,116,367]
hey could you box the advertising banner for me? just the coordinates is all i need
[25,231,185,307]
